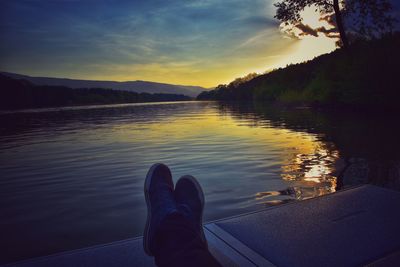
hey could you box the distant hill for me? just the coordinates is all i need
[0,74,191,110]
[0,72,206,97]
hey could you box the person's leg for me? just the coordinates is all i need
[154,212,221,267]
[143,163,178,255]
[174,175,207,244]
[143,164,222,267]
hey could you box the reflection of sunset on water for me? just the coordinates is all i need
[282,145,338,184]
[256,144,338,205]
[216,104,339,205]
[107,102,339,207]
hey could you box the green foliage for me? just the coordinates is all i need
[197,33,400,110]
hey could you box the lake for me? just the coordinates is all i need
[1,101,399,264]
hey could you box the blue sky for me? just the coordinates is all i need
[1,0,396,87]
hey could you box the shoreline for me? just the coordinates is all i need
[0,100,198,114]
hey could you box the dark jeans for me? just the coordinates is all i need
[154,213,223,267]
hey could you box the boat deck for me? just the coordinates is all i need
[3,185,400,267]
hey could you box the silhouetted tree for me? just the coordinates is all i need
[274,0,395,49]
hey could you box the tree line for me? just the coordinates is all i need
[197,34,400,110]
[0,75,191,110]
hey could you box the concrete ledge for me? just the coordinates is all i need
[211,185,400,267]
[2,237,155,267]
[3,185,400,267]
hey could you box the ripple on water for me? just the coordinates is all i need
[0,101,341,263]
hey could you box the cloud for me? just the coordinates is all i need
[296,23,319,37]
[295,22,339,39]
[0,0,297,86]
[319,13,336,27]
[280,11,339,40]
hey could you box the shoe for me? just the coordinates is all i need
[174,175,207,246]
[143,163,177,256]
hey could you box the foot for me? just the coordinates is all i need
[143,163,177,256]
[174,175,207,246]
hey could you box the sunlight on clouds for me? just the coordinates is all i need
[73,27,335,88]
[244,34,336,76]
[301,7,332,29]
[271,35,336,70]
[249,6,337,74]
[280,6,337,39]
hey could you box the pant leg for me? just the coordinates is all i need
[153,212,222,267]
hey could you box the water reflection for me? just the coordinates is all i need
[256,185,335,204]
[218,101,400,192]
[254,143,338,205]
[215,103,340,204]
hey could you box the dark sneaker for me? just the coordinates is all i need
[174,175,207,246]
[143,163,177,256]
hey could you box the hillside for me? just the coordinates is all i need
[197,34,400,110]
[0,74,191,110]
[0,72,206,97]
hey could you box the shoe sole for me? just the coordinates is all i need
[178,175,207,247]
[143,163,163,256]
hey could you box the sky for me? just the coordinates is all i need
[0,0,355,87]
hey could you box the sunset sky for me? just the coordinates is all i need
[0,0,352,87]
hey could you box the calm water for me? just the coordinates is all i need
[1,101,399,263]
